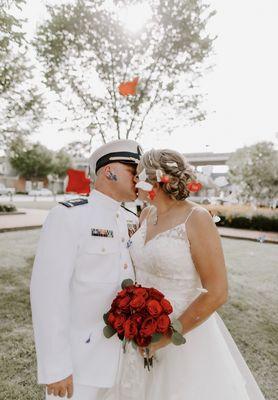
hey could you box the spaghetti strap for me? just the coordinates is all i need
[184,206,199,224]
[140,205,154,226]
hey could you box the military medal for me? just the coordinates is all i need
[91,228,114,237]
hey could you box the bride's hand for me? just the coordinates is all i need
[139,336,171,358]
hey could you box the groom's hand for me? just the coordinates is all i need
[46,374,73,398]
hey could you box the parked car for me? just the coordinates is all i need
[28,188,53,197]
[0,183,16,196]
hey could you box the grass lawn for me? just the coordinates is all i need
[0,230,277,399]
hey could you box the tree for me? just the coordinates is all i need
[34,0,215,145]
[0,0,44,149]
[227,142,278,204]
[52,149,73,177]
[9,137,53,180]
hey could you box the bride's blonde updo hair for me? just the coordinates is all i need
[138,149,195,201]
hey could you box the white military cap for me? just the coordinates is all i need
[90,139,143,174]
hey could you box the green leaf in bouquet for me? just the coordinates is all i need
[122,337,128,353]
[103,325,116,338]
[131,340,137,350]
[151,333,163,343]
[171,319,183,334]
[103,312,109,325]
[121,279,134,289]
[171,331,186,346]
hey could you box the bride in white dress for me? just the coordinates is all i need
[105,149,265,400]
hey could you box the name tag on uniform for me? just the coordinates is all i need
[127,221,138,238]
[91,228,114,238]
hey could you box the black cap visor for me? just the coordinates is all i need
[95,151,140,173]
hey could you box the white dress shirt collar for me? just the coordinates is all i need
[88,189,121,212]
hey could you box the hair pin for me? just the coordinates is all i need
[138,169,147,181]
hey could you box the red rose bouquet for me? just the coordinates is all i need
[103,279,186,370]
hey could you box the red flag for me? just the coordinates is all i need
[66,169,91,195]
[118,77,139,96]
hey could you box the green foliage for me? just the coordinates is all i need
[103,324,116,338]
[215,213,278,232]
[0,0,25,52]
[171,331,186,345]
[34,0,215,143]
[52,149,73,177]
[9,138,53,179]
[171,319,183,334]
[0,203,17,212]
[150,332,163,343]
[8,136,72,180]
[0,0,45,149]
[121,278,134,289]
[227,142,278,203]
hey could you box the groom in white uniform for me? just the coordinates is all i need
[30,139,142,399]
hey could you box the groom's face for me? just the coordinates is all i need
[109,162,138,201]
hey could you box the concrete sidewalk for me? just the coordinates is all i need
[217,226,278,244]
[0,208,277,243]
[0,208,48,232]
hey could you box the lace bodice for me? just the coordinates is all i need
[129,212,203,318]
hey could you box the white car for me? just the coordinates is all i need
[0,183,16,196]
[28,188,53,197]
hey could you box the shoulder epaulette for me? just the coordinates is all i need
[121,204,138,217]
[59,198,88,208]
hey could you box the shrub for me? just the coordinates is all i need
[204,205,278,232]
[0,204,17,213]
[214,213,278,232]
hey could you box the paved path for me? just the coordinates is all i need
[0,209,48,232]
[217,226,278,244]
[0,208,277,243]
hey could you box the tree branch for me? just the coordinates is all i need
[134,83,161,140]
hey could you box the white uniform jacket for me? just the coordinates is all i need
[30,190,138,387]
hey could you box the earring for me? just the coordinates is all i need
[148,189,156,201]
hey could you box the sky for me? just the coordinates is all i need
[19,0,278,155]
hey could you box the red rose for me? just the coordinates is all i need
[114,315,126,334]
[111,298,118,310]
[157,314,171,333]
[130,296,146,310]
[148,288,164,301]
[124,319,138,339]
[147,299,163,317]
[140,317,157,337]
[126,285,136,294]
[135,334,152,347]
[118,296,131,312]
[117,289,127,298]
[134,287,148,298]
[107,312,116,327]
[131,313,143,326]
[160,298,173,314]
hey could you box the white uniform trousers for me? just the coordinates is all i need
[45,384,109,400]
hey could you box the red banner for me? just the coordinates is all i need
[66,169,90,195]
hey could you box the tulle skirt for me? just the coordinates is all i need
[104,313,265,400]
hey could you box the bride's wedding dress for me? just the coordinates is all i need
[105,208,265,400]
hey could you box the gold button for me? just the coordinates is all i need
[124,263,128,269]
